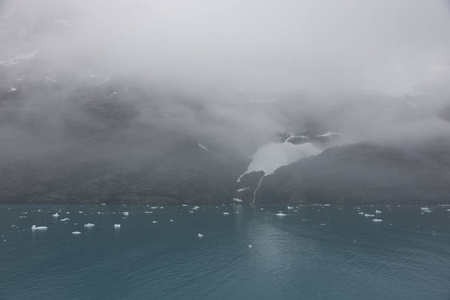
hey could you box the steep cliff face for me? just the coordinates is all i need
[255,142,450,204]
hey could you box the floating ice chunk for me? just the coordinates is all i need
[375,210,382,214]
[114,224,121,229]
[198,233,204,238]
[152,221,158,224]
[169,219,174,222]
[223,212,229,215]
[123,212,129,216]
[233,198,243,203]
[72,231,81,235]
[358,212,364,215]
[182,204,187,206]
[31,225,47,230]
[53,213,59,217]
[364,214,375,217]
[372,219,383,222]
[102,203,106,206]
[193,206,200,210]
[276,212,287,217]
[60,218,69,222]
[420,207,431,213]
[84,223,95,228]
[10,87,17,92]
[287,206,294,210]
[151,206,158,209]
[248,244,252,248]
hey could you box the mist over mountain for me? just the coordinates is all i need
[1,0,450,204]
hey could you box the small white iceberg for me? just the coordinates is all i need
[248,244,252,248]
[53,213,59,217]
[375,210,382,214]
[84,223,95,228]
[114,224,121,229]
[372,219,383,222]
[152,221,158,224]
[364,214,375,217]
[72,231,81,235]
[198,233,204,238]
[223,212,229,215]
[31,225,47,230]
[60,218,70,222]
[123,212,129,216]
[276,212,287,217]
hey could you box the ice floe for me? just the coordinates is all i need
[31,225,47,230]
[114,224,121,229]
[72,231,81,235]
[84,223,95,228]
[198,233,204,238]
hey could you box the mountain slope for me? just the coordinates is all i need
[256,142,450,204]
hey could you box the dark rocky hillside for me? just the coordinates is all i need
[0,81,247,204]
[256,141,450,204]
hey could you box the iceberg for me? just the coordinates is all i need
[31,225,47,230]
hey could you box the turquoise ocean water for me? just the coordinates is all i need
[1,204,450,299]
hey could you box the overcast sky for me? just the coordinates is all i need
[1,0,450,152]
[2,0,449,95]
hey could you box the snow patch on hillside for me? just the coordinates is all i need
[0,51,38,66]
[238,139,322,181]
[198,143,209,152]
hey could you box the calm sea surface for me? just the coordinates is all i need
[1,204,450,300]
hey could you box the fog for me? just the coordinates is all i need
[1,0,450,160]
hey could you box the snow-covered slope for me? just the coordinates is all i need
[238,139,322,180]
